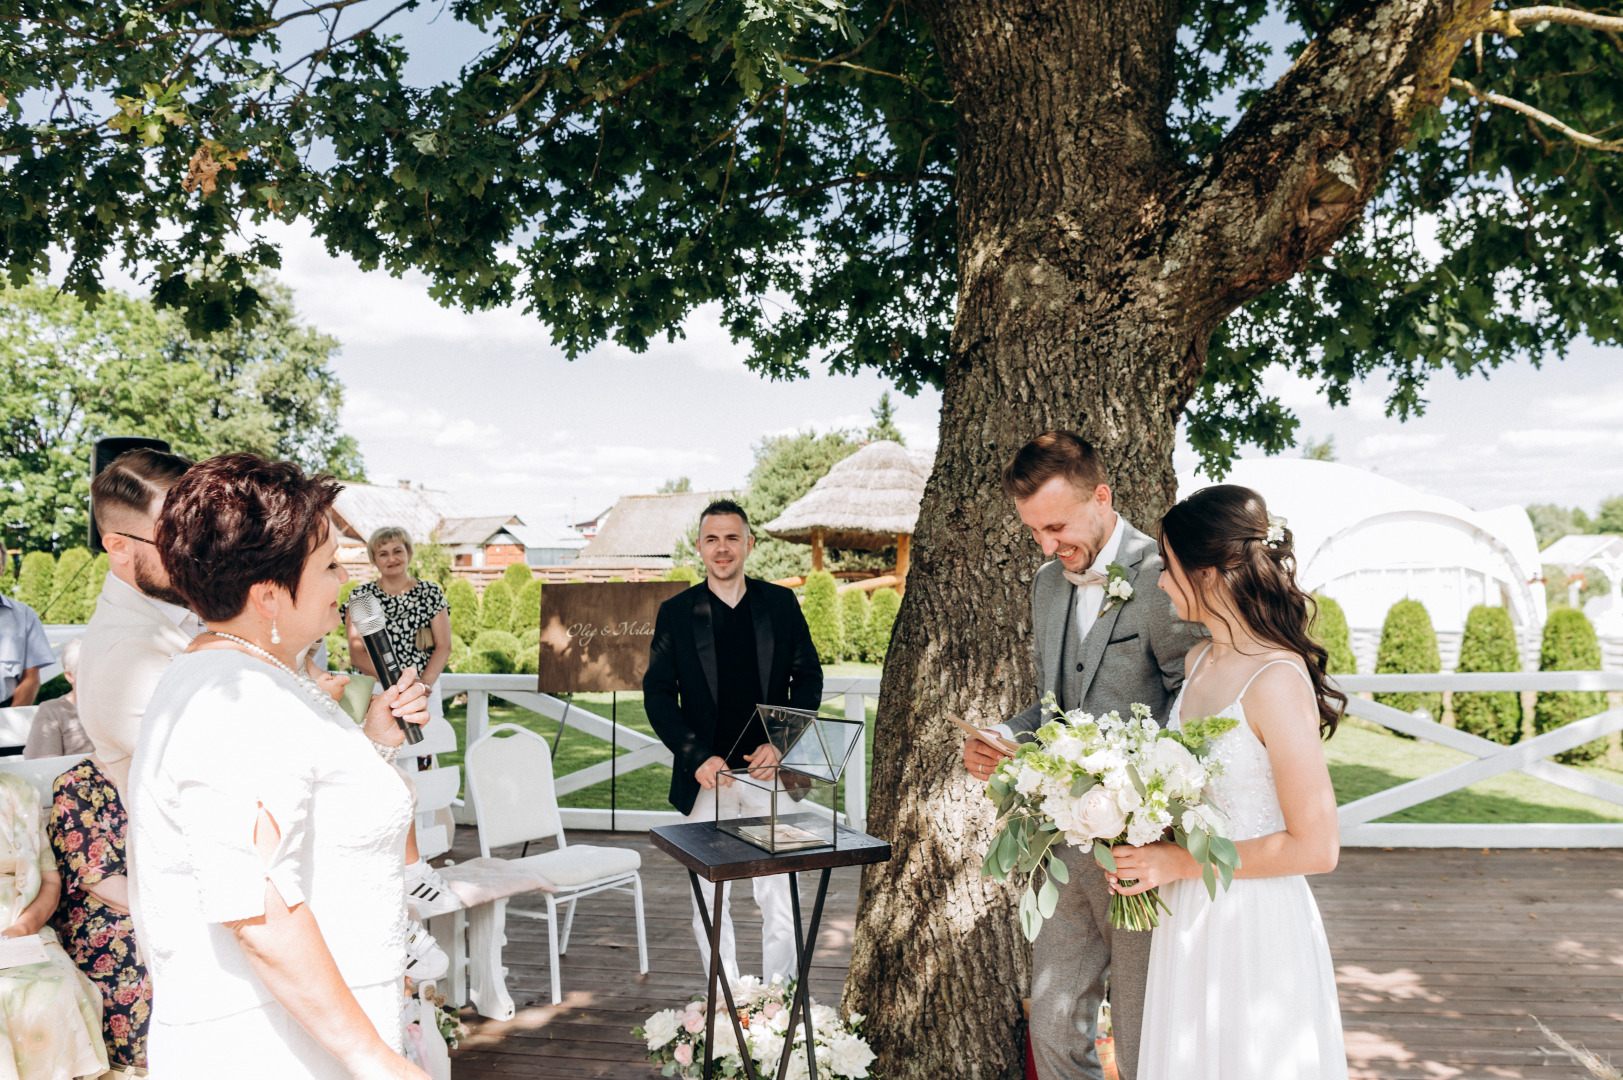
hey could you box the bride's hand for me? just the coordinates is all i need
[1106,841,1199,896]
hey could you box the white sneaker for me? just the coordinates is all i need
[405,859,461,918]
[404,921,449,982]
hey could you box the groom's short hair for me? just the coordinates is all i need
[1002,431,1108,500]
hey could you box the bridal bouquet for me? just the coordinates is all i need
[634,976,879,1079]
[981,697,1241,937]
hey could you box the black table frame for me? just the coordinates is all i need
[650,822,891,1080]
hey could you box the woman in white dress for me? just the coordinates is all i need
[1109,484,1348,1080]
[128,453,433,1080]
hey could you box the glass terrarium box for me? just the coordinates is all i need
[714,705,865,854]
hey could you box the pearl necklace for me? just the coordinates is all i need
[209,631,343,721]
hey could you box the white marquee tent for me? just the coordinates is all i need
[1177,459,1545,672]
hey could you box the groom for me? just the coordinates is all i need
[964,431,1196,1080]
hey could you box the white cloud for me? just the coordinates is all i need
[1538,382,1623,426]
[1353,432,1447,458]
[1500,428,1623,452]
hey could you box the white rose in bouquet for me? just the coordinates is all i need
[1082,747,1124,774]
[1126,807,1173,847]
[1015,762,1045,796]
[642,1008,681,1051]
[1076,786,1128,839]
[1048,733,1087,763]
[828,1033,880,1078]
[1105,772,1143,813]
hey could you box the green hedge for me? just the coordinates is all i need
[1374,598,1442,722]
[323,629,350,671]
[516,627,541,675]
[502,561,533,590]
[15,551,54,614]
[1310,594,1356,675]
[1534,608,1607,763]
[446,579,479,641]
[48,547,93,623]
[866,587,901,663]
[0,558,13,597]
[480,580,513,633]
[803,571,842,664]
[1453,605,1522,745]
[84,553,110,616]
[839,588,870,662]
[448,633,471,673]
[664,566,701,584]
[510,579,544,635]
[461,648,515,675]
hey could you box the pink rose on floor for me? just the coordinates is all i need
[674,1044,693,1065]
[685,1001,704,1015]
[1076,786,1128,840]
[683,1011,707,1034]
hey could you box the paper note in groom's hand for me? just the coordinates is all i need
[0,934,48,969]
[948,715,1021,756]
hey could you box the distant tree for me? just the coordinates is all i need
[1374,599,1442,724]
[866,393,906,446]
[1528,504,1588,549]
[1453,605,1523,746]
[1309,595,1356,676]
[1595,496,1623,535]
[1535,608,1608,763]
[803,571,843,664]
[657,477,693,494]
[1300,436,1337,462]
[741,431,862,581]
[409,536,452,587]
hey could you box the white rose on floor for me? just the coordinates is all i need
[642,1009,681,1050]
[1076,786,1128,839]
[827,1033,879,1078]
[811,1004,842,1038]
[711,1017,741,1061]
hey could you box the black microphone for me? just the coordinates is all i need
[346,592,424,744]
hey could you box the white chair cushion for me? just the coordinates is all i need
[514,845,641,889]
[438,857,554,907]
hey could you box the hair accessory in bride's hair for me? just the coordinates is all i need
[1264,514,1287,548]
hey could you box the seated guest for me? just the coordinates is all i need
[50,749,150,1070]
[25,636,93,759]
[130,453,432,1080]
[0,591,53,708]
[0,771,107,1079]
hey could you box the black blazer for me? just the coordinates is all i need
[643,578,823,814]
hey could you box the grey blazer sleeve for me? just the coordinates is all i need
[1007,568,1054,738]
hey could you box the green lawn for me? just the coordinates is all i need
[436,673,1623,824]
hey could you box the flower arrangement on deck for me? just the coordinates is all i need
[634,976,879,1079]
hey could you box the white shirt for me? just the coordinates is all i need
[129,651,413,1023]
[103,572,205,637]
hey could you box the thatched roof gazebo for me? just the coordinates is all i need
[761,441,928,593]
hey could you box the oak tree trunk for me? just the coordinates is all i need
[842,0,1492,1075]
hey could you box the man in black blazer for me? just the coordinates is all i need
[644,498,823,985]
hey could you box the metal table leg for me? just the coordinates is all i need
[777,868,831,1080]
[689,871,758,1080]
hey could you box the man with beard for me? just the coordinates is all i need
[78,447,202,795]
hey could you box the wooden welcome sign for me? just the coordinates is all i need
[536,580,689,693]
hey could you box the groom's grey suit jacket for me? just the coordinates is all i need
[1007,519,1197,736]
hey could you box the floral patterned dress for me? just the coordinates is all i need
[0,771,106,1080]
[49,760,150,1068]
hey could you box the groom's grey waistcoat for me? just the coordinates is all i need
[1008,518,1199,1080]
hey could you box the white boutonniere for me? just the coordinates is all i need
[1100,562,1133,614]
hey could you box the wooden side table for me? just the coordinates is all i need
[650,821,892,1080]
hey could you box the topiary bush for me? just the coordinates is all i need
[480,580,513,633]
[1535,607,1608,763]
[1374,598,1442,723]
[323,629,351,671]
[461,648,516,675]
[516,627,541,675]
[446,579,480,641]
[338,580,357,610]
[664,566,700,584]
[1454,605,1523,745]
[1309,594,1356,675]
[14,551,55,613]
[502,561,533,590]
[448,634,471,673]
[48,547,93,623]
[803,571,842,664]
[510,579,544,636]
[839,588,869,662]
[865,587,901,664]
[83,553,110,615]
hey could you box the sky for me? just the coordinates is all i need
[86,4,1623,531]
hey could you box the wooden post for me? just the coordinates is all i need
[895,533,911,596]
[811,530,825,572]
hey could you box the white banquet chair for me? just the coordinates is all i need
[465,723,648,1005]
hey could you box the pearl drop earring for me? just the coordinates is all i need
[271,619,281,645]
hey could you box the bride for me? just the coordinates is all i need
[1107,484,1349,1079]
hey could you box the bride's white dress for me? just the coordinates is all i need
[1137,647,1348,1080]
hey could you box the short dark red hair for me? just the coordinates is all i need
[156,453,341,623]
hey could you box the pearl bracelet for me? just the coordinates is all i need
[371,739,402,764]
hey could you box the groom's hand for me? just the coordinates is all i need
[963,737,1011,783]
[695,755,729,790]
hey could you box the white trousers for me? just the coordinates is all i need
[681,784,797,986]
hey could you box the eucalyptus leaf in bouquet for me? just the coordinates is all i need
[982,696,1242,939]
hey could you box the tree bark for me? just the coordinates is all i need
[843,1,1498,1076]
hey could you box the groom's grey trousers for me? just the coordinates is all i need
[1004,535,1196,1080]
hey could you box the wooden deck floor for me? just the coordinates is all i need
[442,832,1623,1080]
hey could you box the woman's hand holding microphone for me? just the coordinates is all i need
[362,665,431,747]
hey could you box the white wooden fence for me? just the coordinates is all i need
[438,674,879,833]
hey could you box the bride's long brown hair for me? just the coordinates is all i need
[1159,485,1346,738]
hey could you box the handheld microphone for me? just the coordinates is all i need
[347,592,424,745]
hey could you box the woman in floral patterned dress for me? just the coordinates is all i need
[50,757,151,1069]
